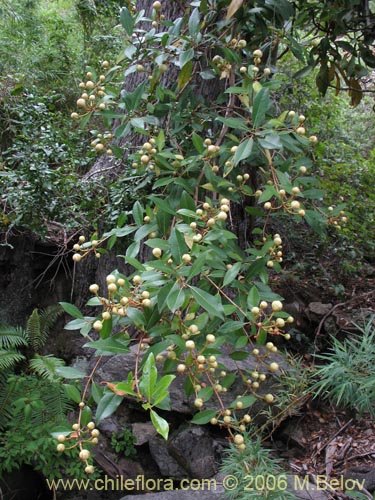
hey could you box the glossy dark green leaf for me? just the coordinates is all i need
[59,302,83,319]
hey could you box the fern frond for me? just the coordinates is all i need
[0,374,16,429]
[0,326,28,349]
[29,355,65,380]
[26,309,42,351]
[27,305,63,351]
[39,304,63,336]
[0,350,25,371]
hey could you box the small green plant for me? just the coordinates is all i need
[0,306,89,479]
[312,317,375,417]
[111,428,137,458]
[220,432,297,499]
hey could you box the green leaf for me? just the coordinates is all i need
[132,201,144,225]
[223,261,241,286]
[169,227,188,263]
[150,409,170,440]
[247,286,260,309]
[86,297,102,306]
[188,8,200,38]
[59,302,83,319]
[55,366,86,379]
[229,351,249,360]
[83,338,130,354]
[191,409,217,424]
[80,406,92,428]
[233,138,254,166]
[152,374,176,407]
[96,392,123,424]
[230,394,256,409]
[192,133,204,154]
[179,48,194,68]
[178,60,193,90]
[139,353,157,402]
[189,286,224,319]
[100,317,112,340]
[157,282,175,312]
[64,384,82,403]
[252,88,270,128]
[167,286,186,313]
[120,7,135,36]
[258,134,282,150]
[215,116,249,131]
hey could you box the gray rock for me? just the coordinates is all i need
[344,466,375,492]
[168,426,219,479]
[132,422,157,446]
[308,302,332,316]
[149,435,187,479]
[94,344,138,381]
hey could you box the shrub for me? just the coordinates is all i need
[312,317,375,417]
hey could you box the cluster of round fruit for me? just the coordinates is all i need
[266,233,284,268]
[150,1,165,27]
[89,274,157,328]
[259,177,306,217]
[251,300,293,339]
[89,131,113,155]
[240,49,272,77]
[56,418,99,474]
[131,138,160,170]
[72,64,108,115]
[71,61,112,154]
[287,110,318,142]
[72,235,101,262]
[327,206,348,229]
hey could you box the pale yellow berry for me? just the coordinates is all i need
[275,318,285,328]
[217,211,228,221]
[264,394,274,403]
[79,449,91,461]
[182,254,191,264]
[194,398,204,408]
[177,364,186,373]
[269,362,279,372]
[234,434,244,445]
[72,253,82,262]
[185,340,195,350]
[57,443,65,452]
[93,320,103,331]
[89,284,99,294]
[152,247,162,258]
[108,283,117,293]
[271,300,283,312]
[206,334,216,343]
